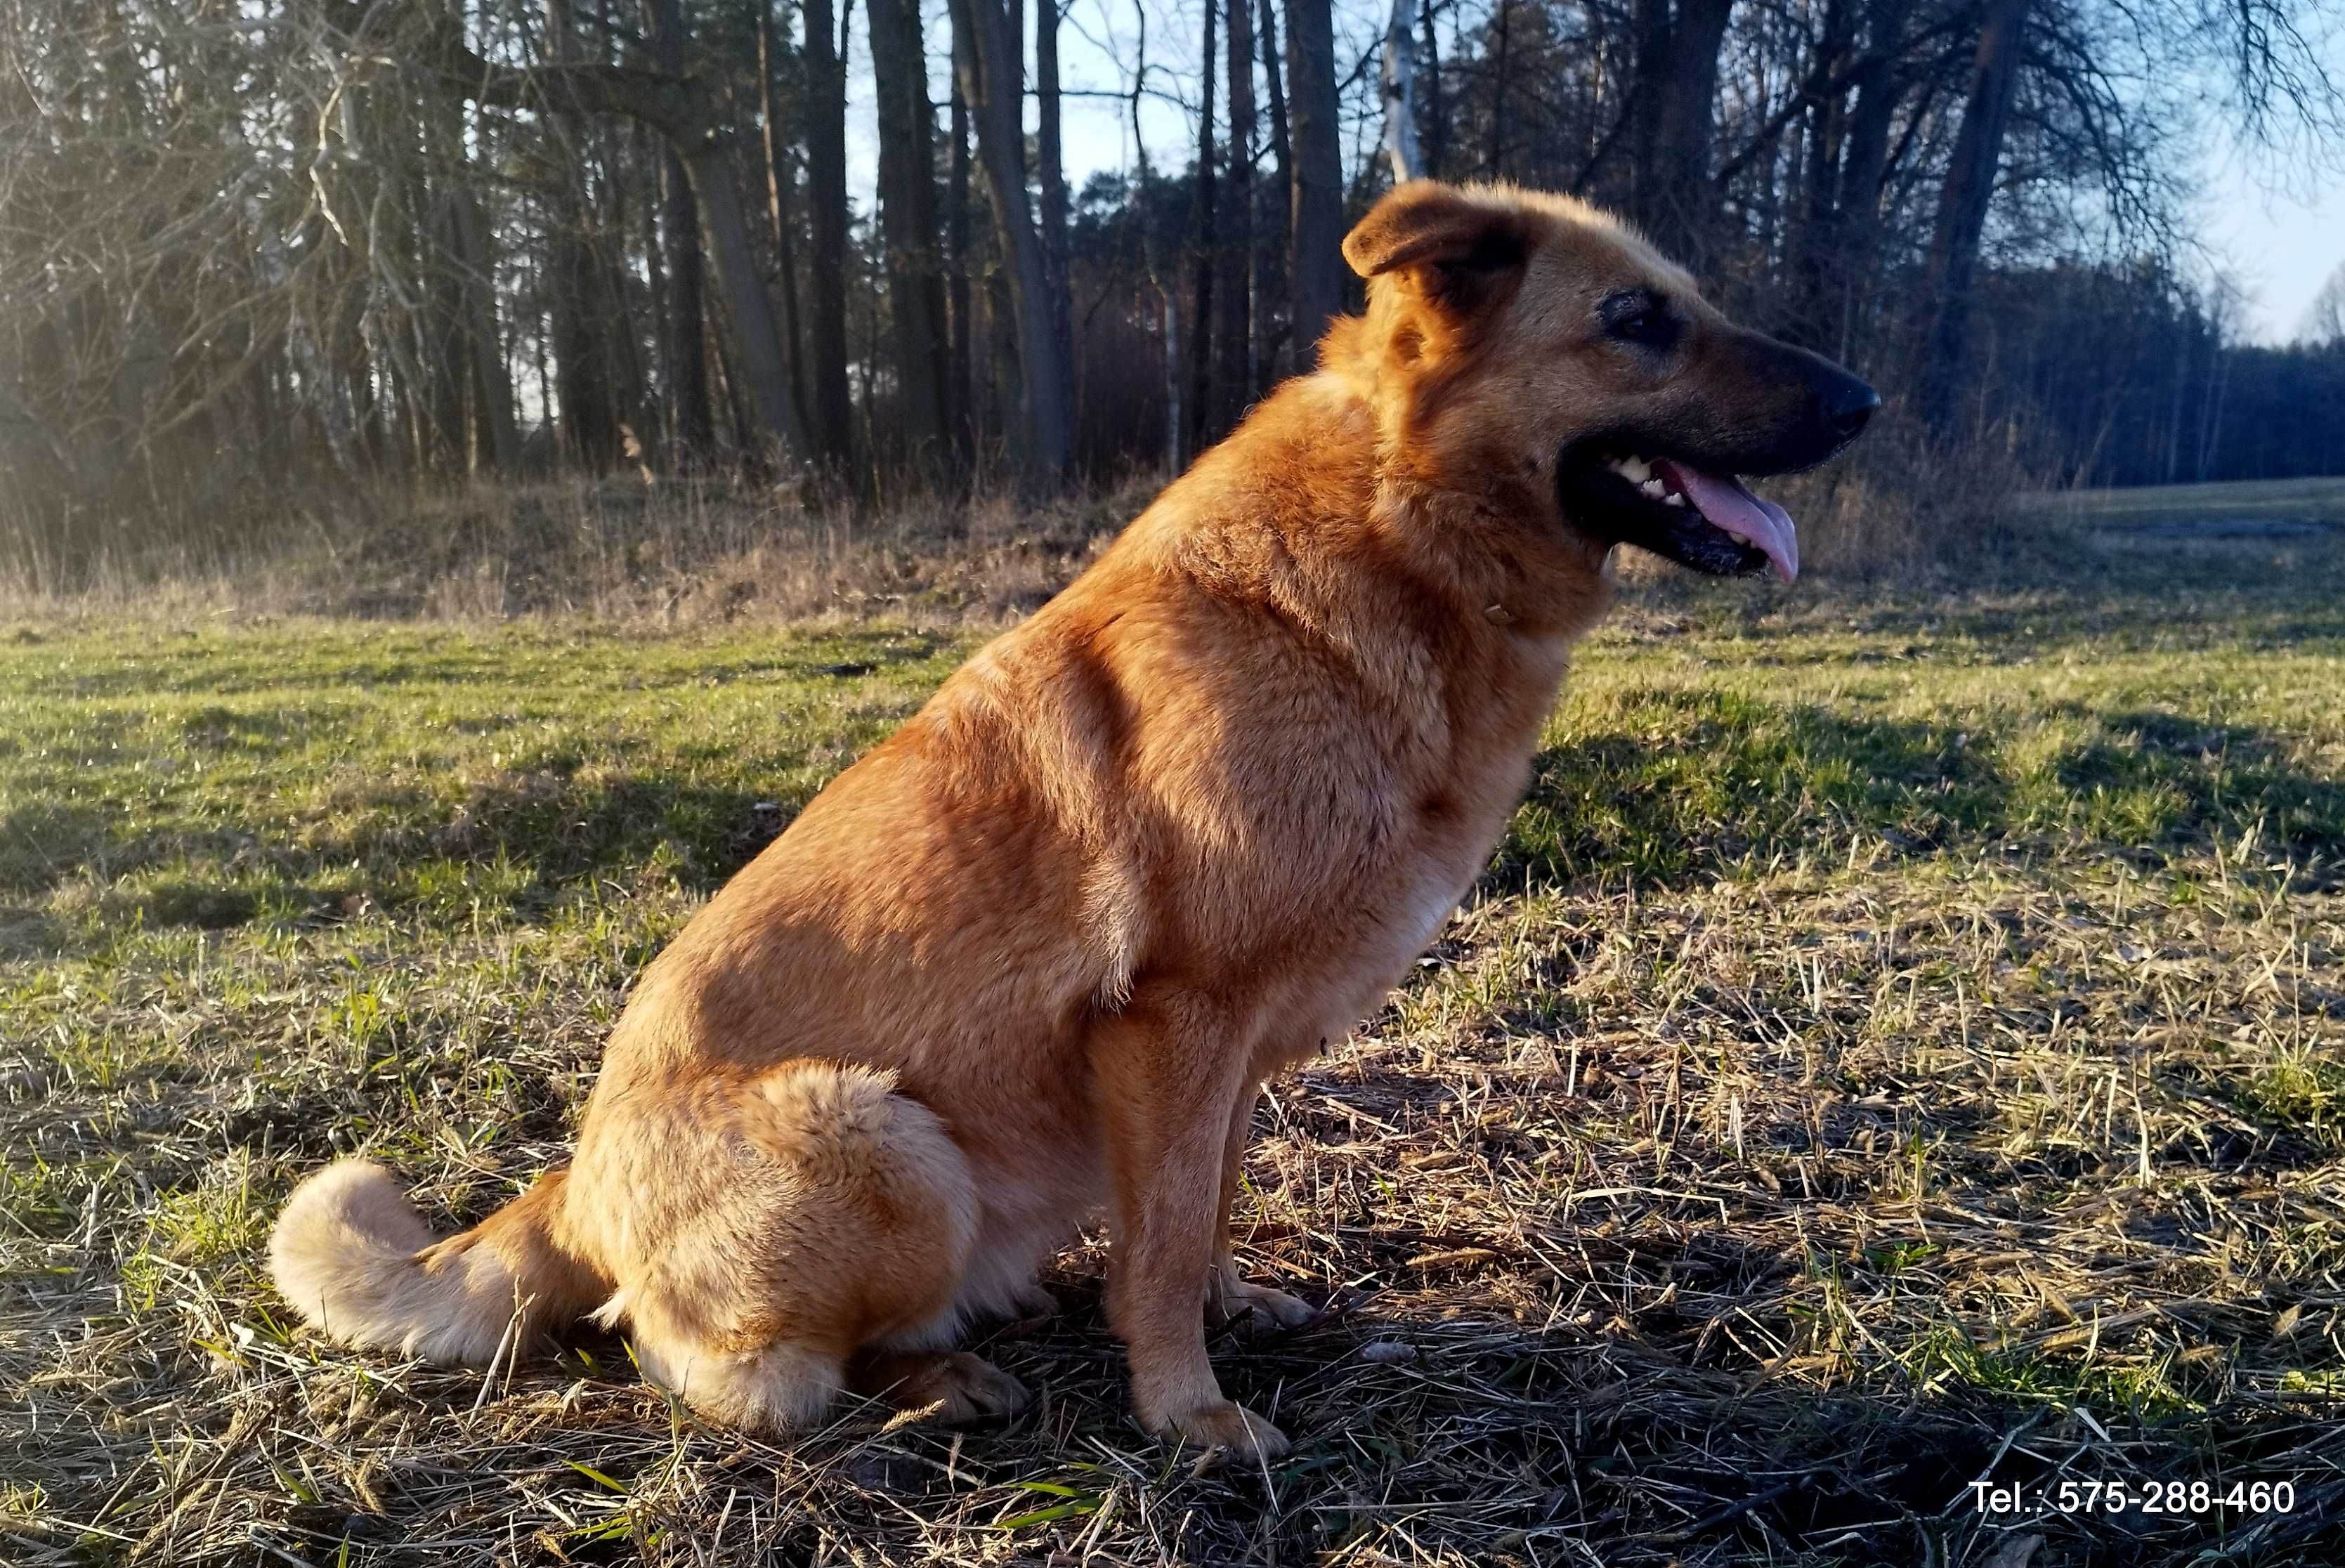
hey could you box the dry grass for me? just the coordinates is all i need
[0,411,2024,625]
[0,476,1152,627]
[4,495,2343,1566]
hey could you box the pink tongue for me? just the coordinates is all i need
[1657,461,1798,583]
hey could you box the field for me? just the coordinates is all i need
[2019,476,2345,528]
[4,495,2344,1566]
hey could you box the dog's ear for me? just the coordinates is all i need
[1342,183,1529,313]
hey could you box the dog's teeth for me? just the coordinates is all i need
[1664,492,1687,508]
[1610,455,1653,484]
[1639,478,1665,499]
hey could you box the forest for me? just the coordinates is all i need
[4,0,2342,568]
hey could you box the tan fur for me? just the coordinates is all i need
[270,1162,602,1364]
[268,181,1866,1458]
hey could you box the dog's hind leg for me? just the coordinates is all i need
[851,1347,1031,1423]
[845,1286,1031,1425]
[601,1061,988,1434]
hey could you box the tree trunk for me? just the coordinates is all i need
[1644,0,1734,267]
[757,0,809,423]
[1185,0,1217,457]
[868,0,951,469]
[1286,0,1345,365]
[638,119,673,455]
[680,145,814,462]
[1130,0,1178,471]
[1784,0,1853,346]
[416,108,470,469]
[1920,0,2032,437]
[712,315,760,459]
[1487,0,1514,177]
[802,0,856,464]
[1418,0,1446,179]
[1254,0,1292,379]
[542,0,621,468]
[1379,0,1419,183]
[643,0,717,464]
[1221,0,1257,414]
[659,150,717,460]
[1036,0,1073,393]
[947,29,974,457]
[988,264,1024,457]
[947,0,1077,479]
[448,178,521,470]
[1828,0,1914,360]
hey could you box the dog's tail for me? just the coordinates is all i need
[268,1160,608,1366]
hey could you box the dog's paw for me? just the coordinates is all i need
[1207,1274,1317,1334]
[1154,1399,1291,1463]
[885,1352,1031,1424]
[1008,1281,1062,1320]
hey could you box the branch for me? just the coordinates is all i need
[1710,15,1966,190]
[324,0,713,145]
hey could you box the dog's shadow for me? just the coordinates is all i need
[837,1218,2307,1568]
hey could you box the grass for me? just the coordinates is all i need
[4,491,2344,1565]
[2020,476,2345,526]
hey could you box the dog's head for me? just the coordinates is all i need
[1338,181,1878,584]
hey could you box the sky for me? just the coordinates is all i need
[844,0,2343,346]
[2202,155,2341,343]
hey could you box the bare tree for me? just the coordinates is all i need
[868,0,952,469]
[1380,0,1420,183]
[1037,0,1073,394]
[947,29,976,459]
[1254,0,1293,377]
[1623,0,1733,267]
[641,0,715,465]
[1416,0,1448,178]
[1286,0,1345,363]
[1186,0,1220,457]
[540,0,630,469]
[756,0,809,426]
[947,0,1076,478]
[8,0,2345,543]
[1221,0,1259,415]
[410,0,813,462]
[1917,0,2033,437]
[802,0,856,464]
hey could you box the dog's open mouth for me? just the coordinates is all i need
[1560,448,1799,583]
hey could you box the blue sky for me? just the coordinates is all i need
[2203,153,2339,342]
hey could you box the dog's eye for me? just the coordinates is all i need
[1599,290,1678,351]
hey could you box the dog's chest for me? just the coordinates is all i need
[1269,759,1528,1062]
[1340,647,1567,1007]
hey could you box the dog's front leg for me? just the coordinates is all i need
[1095,989,1291,1461]
[1207,1086,1316,1333]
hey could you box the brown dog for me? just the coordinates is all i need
[270,181,1875,1459]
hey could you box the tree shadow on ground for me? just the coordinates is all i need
[1501,691,2345,895]
[14,773,797,955]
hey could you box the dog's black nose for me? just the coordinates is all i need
[1818,377,1881,443]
